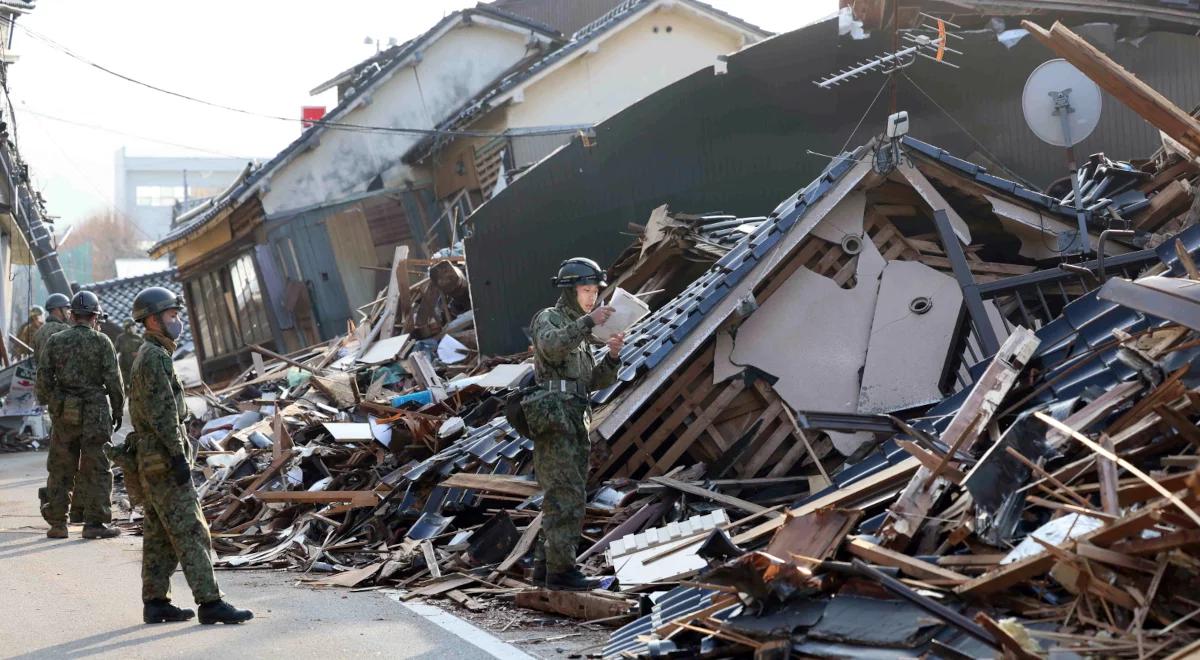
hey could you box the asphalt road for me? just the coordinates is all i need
[0,450,530,659]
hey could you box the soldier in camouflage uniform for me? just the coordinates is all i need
[34,293,80,524]
[32,293,70,361]
[129,286,253,625]
[37,292,123,540]
[14,305,43,360]
[115,319,143,394]
[523,257,624,590]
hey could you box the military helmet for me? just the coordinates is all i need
[133,286,183,322]
[552,257,607,288]
[45,293,70,310]
[70,291,103,316]
[29,305,44,317]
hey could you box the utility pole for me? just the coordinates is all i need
[0,137,70,296]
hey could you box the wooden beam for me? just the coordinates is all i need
[440,473,541,498]
[1037,412,1200,527]
[380,245,409,340]
[887,328,1040,548]
[731,457,919,546]
[1133,179,1193,232]
[253,490,381,507]
[649,476,779,517]
[957,492,1197,597]
[514,589,633,622]
[847,537,969,583]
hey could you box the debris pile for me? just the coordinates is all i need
[99,18,1200,658]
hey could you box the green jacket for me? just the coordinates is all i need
[129,332,189,460]
[32,316,67,362]
[36,323,124,421]
[529,291,619,392]
[115,330,143,381]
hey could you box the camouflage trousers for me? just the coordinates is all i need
[529,395,590,574]
[138,468,221,604]
[42,422,112,525]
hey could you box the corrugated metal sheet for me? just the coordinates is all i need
[465,17,1200,355]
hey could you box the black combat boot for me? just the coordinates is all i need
[545,567,606,591]
[531,559,546,586]
[82,523,120,539]
[46,523,67,539]
[143,599,195,624]
[198,599,254,625]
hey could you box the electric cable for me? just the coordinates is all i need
[14,22,588,140]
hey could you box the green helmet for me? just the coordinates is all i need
[45,293,70,310]
[29,305,44,317]
[132,287,183,322]
[552,257,607,288]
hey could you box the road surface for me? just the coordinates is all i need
[0,450,534,659]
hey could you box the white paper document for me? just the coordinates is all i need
[593,287,650,341]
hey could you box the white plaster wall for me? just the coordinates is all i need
[505,6,743,132]
[262,24,537,216]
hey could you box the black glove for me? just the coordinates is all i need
[112,411,123,433]
[170,454,191,487]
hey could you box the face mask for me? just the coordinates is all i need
[164,318,184,340]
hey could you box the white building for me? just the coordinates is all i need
[113,148,252,244]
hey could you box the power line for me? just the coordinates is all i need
[901,71,1037,190]
[13,22,587,140]
[19,106,250,159]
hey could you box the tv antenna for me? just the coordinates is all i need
[1021,58,1102,254]
[814,13,962,89]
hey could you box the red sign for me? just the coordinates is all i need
[302,106,327,130]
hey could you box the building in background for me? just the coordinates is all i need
[114,148,251,245]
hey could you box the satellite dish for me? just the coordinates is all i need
[1021,59,1102,147]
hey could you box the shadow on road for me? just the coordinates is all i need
[8,623,211,659]
[0,476,45,491]
[0,536,96,561]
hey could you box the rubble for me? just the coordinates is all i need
[86,14,1200,660]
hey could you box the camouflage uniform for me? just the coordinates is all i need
[115,325,142,394]
[32,316,68,368]
[130,331,220,604]
[523,292,619,573]
[15,316,42,360]
[36,323,124,525]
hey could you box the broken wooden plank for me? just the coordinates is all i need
[887,328,1040,548]
[731,457,919,546]
[897,440,965,484]
[514,589,634,622]
[401,575,477,600]
[440,473,541,498]
[649,476,777,517]
[380,245,409,340]
[958,491,1198,597]
[1037,412,1200,527]
[496,513,542,576]
[847,537,970,583]
[254,490,381,507]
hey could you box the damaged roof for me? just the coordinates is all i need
[403,0,772,164]
[149,6,560,258]
[79,268,192,344]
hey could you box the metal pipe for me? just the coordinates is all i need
[1097,229,1136,283]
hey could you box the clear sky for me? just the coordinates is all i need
[10,1,835,228]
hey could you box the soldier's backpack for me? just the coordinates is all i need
[503,369,537,439]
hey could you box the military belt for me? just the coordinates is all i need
[542,379,589,396]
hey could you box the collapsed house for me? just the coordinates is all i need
[97,10,1200,659]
